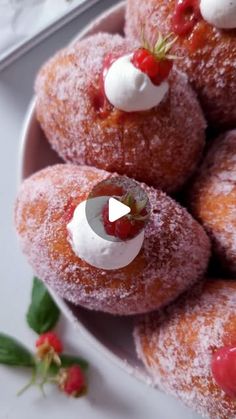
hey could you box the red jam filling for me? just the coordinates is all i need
[91,52,123,115]
[172,0,202,36]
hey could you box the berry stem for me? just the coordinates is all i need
[17,367,37,396]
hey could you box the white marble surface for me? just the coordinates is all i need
[0,1,202,418]
[0,0,86,57]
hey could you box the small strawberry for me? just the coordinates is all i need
[211,345,236,398]
[102,193,149,240]
[36,331,63,366]
[58,365,86,397]
[131,33,177,86]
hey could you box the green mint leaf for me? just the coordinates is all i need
[60,354,89,370]
[0,333,35,367]
[26,277,60,334]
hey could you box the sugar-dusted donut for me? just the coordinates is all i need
[134,280,236,419]
[35,32,206,193]
[15,164,210,315]
[189,130,236,275]
[125,0,236,129]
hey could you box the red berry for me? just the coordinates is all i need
[36,332,63,354]
[115,217,133,240]
[172,0,201,36]
[102,194,148,240]
[151,60,173,85]
[59,365,86,397]
[132,48,173,86]
[211,345,236,397]
[102,202,116,236]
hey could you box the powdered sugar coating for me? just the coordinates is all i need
[15,164,210,315]
[125,0,236,128]
[134,280,236,419]
[190,130,236,275]
[35,32,206,193]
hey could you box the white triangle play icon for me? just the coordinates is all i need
[108,197,131,223]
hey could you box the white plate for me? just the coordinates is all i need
[19,1,152,386]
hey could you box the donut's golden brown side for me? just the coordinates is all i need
[125,0,236,129]
[189,130,236,275]
[35,32,206,193]
[15,164,210,315]
[134,280,236,419]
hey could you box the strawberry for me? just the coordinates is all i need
[172,0,202,36]
[58,365,86,397]
[211,345,236,398]
[131,33,177,86]
[102,194,148,240]
[35,331,63,366]
[36,332,63,354]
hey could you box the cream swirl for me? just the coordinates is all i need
[67,197,144,270]
[104,54,169,112]
[200,0,236,29]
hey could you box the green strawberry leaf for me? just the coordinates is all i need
[26,277,60,334]
[0,333,35,367]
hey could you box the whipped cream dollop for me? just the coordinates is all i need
[67,197,144,270]
[200,0,236,28]
[104,54,169,112]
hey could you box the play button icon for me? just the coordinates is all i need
[85,176,150,242]
[108,197,131,222]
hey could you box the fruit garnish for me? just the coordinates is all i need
[102,193,149,240]
[131,33,178,86]
[172,0,202,36]
[211,345,236,397]
[36,331,63,365]
[0,277,89,398]
[58,365,86,397]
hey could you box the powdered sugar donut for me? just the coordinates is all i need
[125,0,236,129]
[15,164,210,315]
[35,32,206,193]
[134,280,236,419]
[189,130,236,275]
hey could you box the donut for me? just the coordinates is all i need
[189,130,236,275]
[134,280,236,419]
[14,164,210,315]
[35,32,206,193]
[125,0,236,129]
